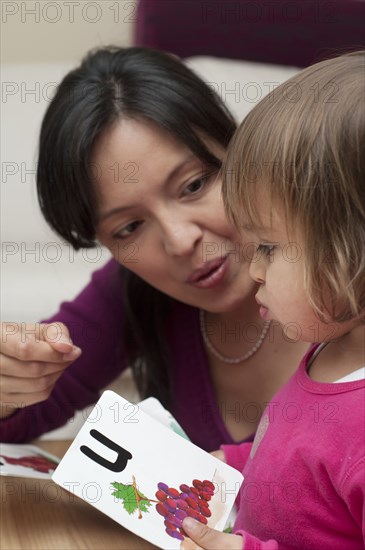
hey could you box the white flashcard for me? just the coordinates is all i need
[52,391,243,549]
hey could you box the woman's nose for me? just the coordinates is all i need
[162,216,202,257]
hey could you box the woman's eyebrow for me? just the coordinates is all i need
[165,153,197,182]
[99,205,131,223]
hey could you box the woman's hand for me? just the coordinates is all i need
[0,322,81,418]
[182,518,243,549]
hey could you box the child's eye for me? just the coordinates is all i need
[114,220,142,239]
[257,244,276,257]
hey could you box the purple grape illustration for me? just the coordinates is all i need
[111,476,216,543]
[155,479,215,541]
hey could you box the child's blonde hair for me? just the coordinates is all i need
[223,51,365,322]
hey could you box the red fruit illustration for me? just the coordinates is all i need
[0,454,57,474]
[155,479,216,541]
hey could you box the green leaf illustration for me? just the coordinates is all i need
[138,499,152,513]
[111,478,153,518]
[111,482,132,500]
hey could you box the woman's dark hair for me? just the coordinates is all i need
[36,46,236,407]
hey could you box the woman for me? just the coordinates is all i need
[0,47,307,449]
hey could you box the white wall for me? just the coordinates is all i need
[1,1,135,322]
[2,0,135,64]
[1,1,138,439]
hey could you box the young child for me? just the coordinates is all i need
[183,50,365,549]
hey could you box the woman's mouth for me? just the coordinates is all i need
[188,256,229,289]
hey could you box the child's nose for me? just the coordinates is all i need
[249,254,266,283]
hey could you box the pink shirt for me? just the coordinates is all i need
[223,346,365,549]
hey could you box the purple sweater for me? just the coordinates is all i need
[222,346,365,549]
[0,259,249,451]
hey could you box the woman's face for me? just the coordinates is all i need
[95,118,255,313]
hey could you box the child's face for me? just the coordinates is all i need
[247,197,357,343]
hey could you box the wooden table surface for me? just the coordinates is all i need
[0,440,157,550]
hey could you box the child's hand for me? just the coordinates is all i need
[210,449,226,462]
[182,517,243,549]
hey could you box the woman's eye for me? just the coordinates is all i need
[183,173,212,196]
[257,244,276,257]
[114,220,141,239]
